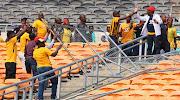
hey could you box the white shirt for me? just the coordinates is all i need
[102,32,109,42]
[137,13,163,36]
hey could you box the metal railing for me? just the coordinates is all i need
[0,32,148,100]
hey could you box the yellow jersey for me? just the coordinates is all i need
[120,22,137,43]
[20,32,30,53]
[62,28,72,43]
[0,37,4,42]
[33,47,52,68]
[110,17,120,37]
[168,27,177,49]
[33,20,47,38]
[6,36,17,63]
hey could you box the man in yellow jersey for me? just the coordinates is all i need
[33,39,62,100]
[33,12,48,38]
[136,6,163,55]
[18,21,32,69]
[120,14,143,56]
[109,8,138,48]
[5,26,27,79]
[167,17,177,51]
[0,31,4,42]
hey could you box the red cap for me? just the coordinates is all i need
[146,6,155,12]
[63,19,68,24]
[167,17,171,21]
[34,36,45,42]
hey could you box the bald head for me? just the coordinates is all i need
[79,14,86,23]
[55,18,62,24]
[38,12,44,20]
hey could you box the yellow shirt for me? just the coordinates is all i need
[33,20,47,38]
[33,47,52,68]
[6,36,17,63]
[110,17,120,37]
[62,28,72,43]
[0,37,4,42]
[168,27,177,49]
[20,32,30,53]
[120,22,137,43]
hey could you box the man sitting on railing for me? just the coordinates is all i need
[33,38,62,100]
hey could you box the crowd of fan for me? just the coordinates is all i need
[0,5,177,100]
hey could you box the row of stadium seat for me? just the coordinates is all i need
[83,55,180,99]
[0,42,110,99]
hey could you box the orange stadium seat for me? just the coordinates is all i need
[100,85,119,92]
[54,43,68,48]
[17,74,32,93]
[162,86,179,94]
[0,74,5,81]
[100,42,110,49]
[169,80,180,87]
[84,43,99,49]
[141,85,159,94]
[149,91,168,97]
[113,96,135,100]
[16,69,27,76]
[4,79,21,99]
[97,96,114,100]
[158,60,175,66]
[131,80,149,89]
[68,42,83,48]
[55,60,73,78]
[0,43,6,48]
[0,79,3,84]
[113,80,130,88]
[0,84,6,99]
[153,71,169,77]
[148,65,165,71]
[128,90,146,97]
[142,75,160,82]
[121,85,139,91]
[150,80,168,90]
[80,53,93,68]
[170,91,180,97]
[87,90,105,95]
[161,75,178,83]
[169,56,180,61]
[69,56,84,74]
[52,56,70,61]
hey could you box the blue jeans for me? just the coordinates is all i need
[25,57,38,77]
[122,43,133,56]
[37,67,57,99]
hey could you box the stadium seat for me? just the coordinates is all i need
[69,56,84,74]
[113,80,130,88]
[149,91,168,97]
[141,85,158,94]
[97,96,113,100]
[16,69,27,76]
[147,65,165,71]
[88,90,105,95]
[162,86,179,94]
[161,75,178,83]
[0,84,6,99]
[68,42,84,48]
[121,85,139,91]
[142,75,160,82]
[80,53,93,68]
[158,60,175,66]
[17,74,32,93]
[170,91,180,97]
[131,80,149,89]
[128,90,146,96]
[100,85,119,92]
[150,80,168,90]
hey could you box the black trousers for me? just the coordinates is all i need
[147,35,160,55]
[5,62,16,79]
[160,42,170,53]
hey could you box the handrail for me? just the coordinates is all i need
[0,34,148,98]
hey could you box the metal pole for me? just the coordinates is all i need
[99,27,139,70]
[76,28,116,76]
[41,18,87,76]
[144,41,147,60]
[91,58,95,85]
[95,57,99,87]
[90,88,130,100]
[139,39,143,61]
[118,47,122,74]
[29,80,34,100]
[57,69,62,100]
[23,88,27,100]
[65,68,156,100]
[14,85,19,100]
[103,57,137,73]
[83,60,88,91]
